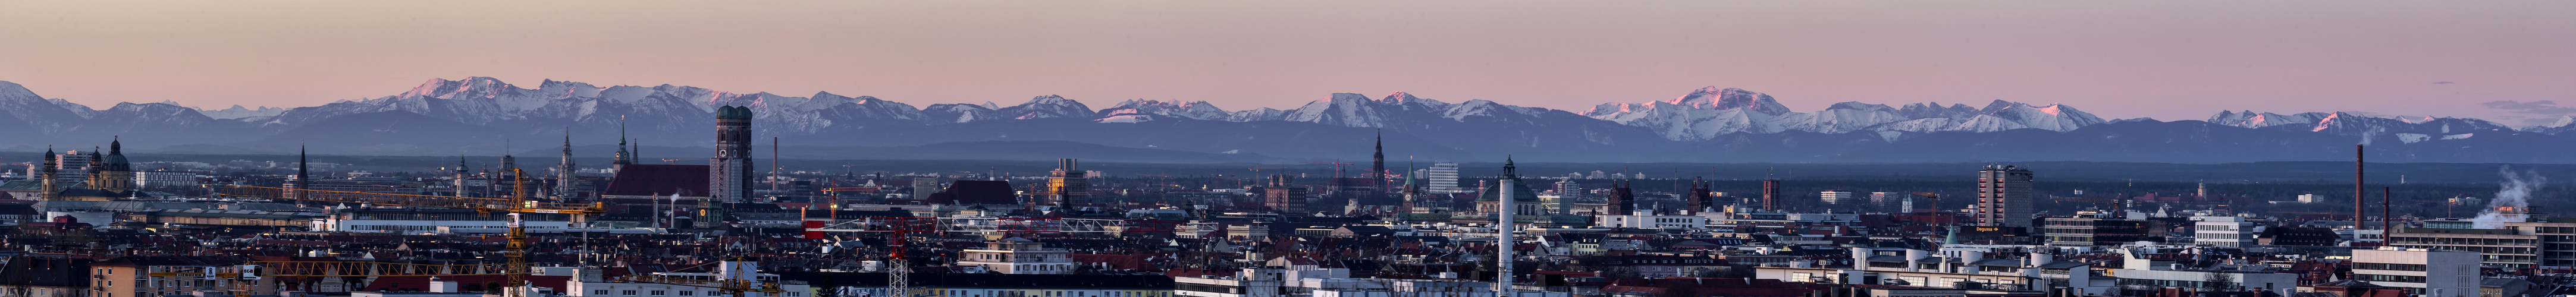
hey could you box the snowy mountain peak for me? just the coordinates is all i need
[993,95,1094,120]
[198,105,287,119]
[1102,99,1230,121]
[0,80,39,101]
[2545,115,2576,129]
[400,77,522,100]
[1380,91,1421,104]
[1658,87,1789,115]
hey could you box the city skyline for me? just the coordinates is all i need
[4,1,2572,124]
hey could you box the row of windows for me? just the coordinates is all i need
[2353,263,2426,271]
[927,290,1165,297]
[592,290,804,297]
[2355,274,2426,283]
[2387,236,2539,247]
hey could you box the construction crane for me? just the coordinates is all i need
[809,217,939,297]
[1301,159,1357,179]
[218,168,601,297]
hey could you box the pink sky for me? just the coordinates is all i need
[2,1,2571,124]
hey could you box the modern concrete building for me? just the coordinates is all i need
[1045,159,1090,209]
[1973,165,2034,228]
[2106,248,2297,294]
[1819,190,1854,205]
[2386,227,2541,269]
[956,238,1076,274]
[1425,162,1462,194]
[2352,247,2480,297]
[2194,216,2259,247]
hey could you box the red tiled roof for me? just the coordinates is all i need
[602,165,710,197]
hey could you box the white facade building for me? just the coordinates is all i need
[2194,216,2257,247]
[2353,247,2480,297]
[2107,248,2297,293]
[1425,162,1462,194]
[133,171,199,188]
[1176,267,1562,297]
[563,263,809,297]
[1598,214,1708,229]
[957,238,1076,274]
[1820,191,1855,205]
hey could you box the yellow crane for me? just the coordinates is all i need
[219,168,603,297]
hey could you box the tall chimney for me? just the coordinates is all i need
[2355,144,2365,232]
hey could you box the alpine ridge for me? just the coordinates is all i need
[1,77,2568,163]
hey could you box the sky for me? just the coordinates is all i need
[2,1,2571,124]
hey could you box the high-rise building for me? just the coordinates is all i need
[1606,180,1634,215]
[1046,159,1088,210]
[1869,192,1900,212]
[1686,177,1712,215]
[1818,190,1853,205]
[1759,179,1781,210]
[52,149,90,185]
[1426,162,1461,194]
[1553,179,1583,197]
[704,105,755,228]
[1263,175,1307,214]
[1975,165,2035,228]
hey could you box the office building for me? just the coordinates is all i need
[2194,216,2260,247]
[1426,162,1461,194]
[2042,211,2160,247]
[956,238,1077,274]
[1819,190,1853,205]
[1046,159,1089,209]
[1975,165,2034,228]
[2386,227,2541,269]
[2353,247,2480,297]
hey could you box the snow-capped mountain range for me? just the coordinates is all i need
[3,77,2569,163]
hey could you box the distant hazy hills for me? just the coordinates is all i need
[2,78,2569,163]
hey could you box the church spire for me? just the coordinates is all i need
[614,116,633,166]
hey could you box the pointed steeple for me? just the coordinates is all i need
[614,116,633,166]
[297,144,310,186]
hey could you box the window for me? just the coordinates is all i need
[623,290,639,295]
[680,291,695,296]
[597,290,611,295]
[2355,263,2427,271]
[651,290,667,296]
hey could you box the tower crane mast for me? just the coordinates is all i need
[218,168,601,297]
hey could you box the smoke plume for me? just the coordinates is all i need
[2473,165,2545,229]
